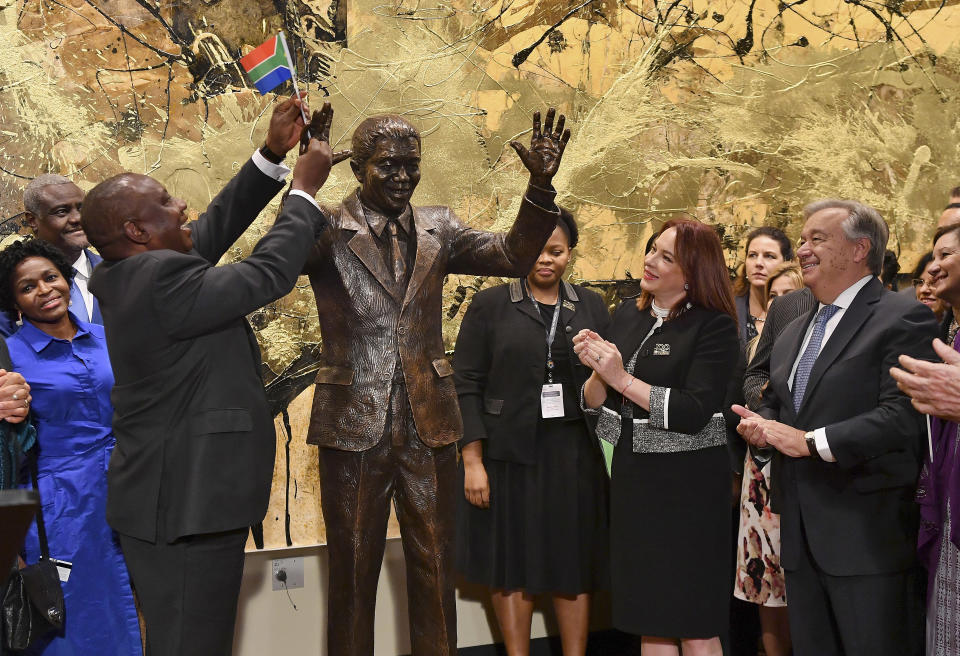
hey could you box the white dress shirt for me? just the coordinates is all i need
[788,274,875,461]
[251,149,321,213]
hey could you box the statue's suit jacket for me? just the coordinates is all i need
[757,277,938,575]
[90,160,322,542]
[303,188,559,450]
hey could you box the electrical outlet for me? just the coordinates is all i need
[272,557,304,591]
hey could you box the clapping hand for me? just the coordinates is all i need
[573,329,629,389]
[891,338,960,422]
[731,405,768,448]
[731,404,810,457]
[510,108,571,188]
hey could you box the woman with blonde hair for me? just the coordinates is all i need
[764,263,803,305]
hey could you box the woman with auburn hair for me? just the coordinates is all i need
[574,219,739,656]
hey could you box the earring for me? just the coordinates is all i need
[683,283,690,290]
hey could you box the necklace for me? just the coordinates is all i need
[749,291,766,324]
[651,300,671,319]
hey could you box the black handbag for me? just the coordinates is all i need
[2,453,65,651]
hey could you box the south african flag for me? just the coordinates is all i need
[239,33,295,95]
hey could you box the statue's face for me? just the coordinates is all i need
[355,136,421,216]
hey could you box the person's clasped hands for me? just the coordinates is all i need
[730,404,810,458]
[0,369,30,423]
[572,329,630,390]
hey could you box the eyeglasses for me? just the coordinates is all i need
[913,278,935,288]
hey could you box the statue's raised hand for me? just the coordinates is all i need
[292,102,351,197]
[300,103,352,165]
[510,108,571,188]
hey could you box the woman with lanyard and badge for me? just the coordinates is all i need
[574,218,739,656]
[454,208,611,656]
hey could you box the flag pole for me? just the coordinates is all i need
[278,31,311,139]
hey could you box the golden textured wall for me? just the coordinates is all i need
[3,0,960,547]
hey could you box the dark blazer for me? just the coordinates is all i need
[758,277,938,575]
[89,160,322,542]
[734,292,752,344]
[723,348,749,474]
[453,279,610,465]
[597,301,739,447]
[743,287,816,409]
[302,187,558,451]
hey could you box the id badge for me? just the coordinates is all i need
[540,383,564,418]
[50,558,72,583]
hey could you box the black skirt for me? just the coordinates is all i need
[609,439,731,638]
[456,417,609,595]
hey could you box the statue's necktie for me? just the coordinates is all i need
[388,220,406,285]
[792,304,840,412]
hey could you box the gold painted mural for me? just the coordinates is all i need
[3,0,960,548]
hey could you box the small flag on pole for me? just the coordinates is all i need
[240,32,296,95]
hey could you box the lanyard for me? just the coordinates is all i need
[524,280,562,384]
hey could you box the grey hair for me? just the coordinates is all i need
[802,199,889,275]
[23,174,75,215]
[351,115,421,171]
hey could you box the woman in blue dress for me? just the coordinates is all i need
[0,238,141,655]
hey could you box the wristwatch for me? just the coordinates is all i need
[259,143,285,164]
[804,431,820,460]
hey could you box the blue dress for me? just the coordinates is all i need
[10,313,141,656]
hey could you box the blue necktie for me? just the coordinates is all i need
[69,276,88,320]
[792,304,840,412]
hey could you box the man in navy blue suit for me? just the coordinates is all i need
[734,200,937,655]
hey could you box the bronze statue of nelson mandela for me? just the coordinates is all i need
[302,108,571,655]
